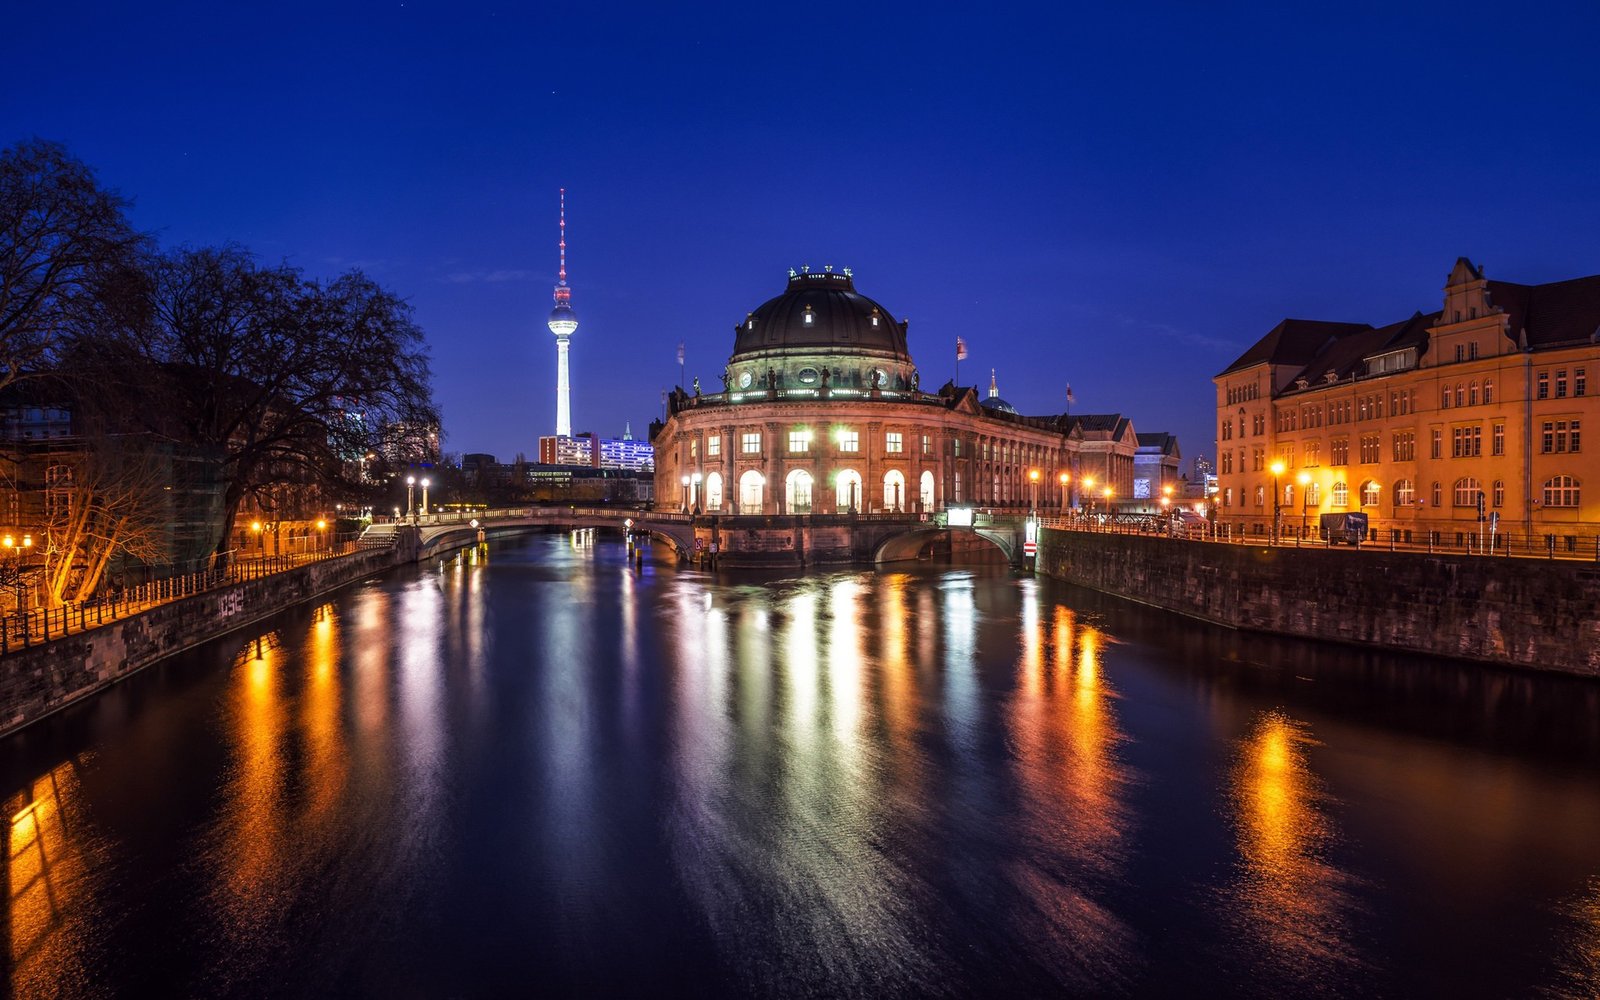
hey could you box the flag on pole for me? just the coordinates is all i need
[1066,383,1075,405]
[955,337,968,361]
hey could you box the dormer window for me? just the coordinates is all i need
[871,308,880,328]
[803,306,814,326]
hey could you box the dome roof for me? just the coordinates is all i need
[731,271,909,361]
[980,396,1019,415]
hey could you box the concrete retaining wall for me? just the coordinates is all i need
[1,547,402,737]
[1036,528,1600,676]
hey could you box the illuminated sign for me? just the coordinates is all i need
[947,507,974,527]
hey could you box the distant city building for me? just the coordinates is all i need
[1215,257,1600,542]
[459,451,652,504]
[538,426,655,471]
[651,267,1178,514]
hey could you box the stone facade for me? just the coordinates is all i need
[1036,527,1600,676]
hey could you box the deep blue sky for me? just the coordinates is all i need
[6,3,1599,465]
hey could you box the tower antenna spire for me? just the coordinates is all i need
[546,188,578,437]
[557,187,568,294]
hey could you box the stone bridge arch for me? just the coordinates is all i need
[872,525,1018,566]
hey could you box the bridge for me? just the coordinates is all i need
[362,507,1032,567]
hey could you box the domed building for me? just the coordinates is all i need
[650,268,1163,525]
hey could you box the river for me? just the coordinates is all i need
[5,533,1600,997]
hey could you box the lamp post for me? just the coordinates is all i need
[420,477,431,517]
[681,475,691,513]
[1297,471,1311,539]
[315,519,327,554]
[691,472,702,514]
[4,533,33,625]
[1058,472,1069,514]
[1269,460,1286,544]
[1028,468,1040,516]
[1083,476,1096,520]
[405,475,416,520]
[1103,486,1114,530]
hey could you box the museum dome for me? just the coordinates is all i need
[730,270,911,362]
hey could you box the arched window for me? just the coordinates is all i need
[883,470,906,512]
[1254,485,1264,507]
[1469,381,1479,406]
[919,471,936,512]
[1484,379,1494,404]
[738,470,765,515]
[1453,477,1483,507]
[1492,480,1504,508]
[1395,479,1415,506]
[1360,480,1381,507]
[1306,482,1321,506]
[1331,481,1349,508]
[835,469,863,512]
[1441,386,1451,409]
[1284,484,1294,507]
[1224,487,1233,507]
[1543,475,1581,508]
[1431,482,1442,507]
[1457,383,1465,408]
[704,472,724,511]
[784,469,812,513]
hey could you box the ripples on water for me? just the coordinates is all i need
[5,534,1600,998]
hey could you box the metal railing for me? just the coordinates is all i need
[0,532,365,655]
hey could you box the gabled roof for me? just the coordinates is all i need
[1486,274,1600,348]
[1067,413,1133,441]
[1217,319,1372,377]
[1136,431,1180,457]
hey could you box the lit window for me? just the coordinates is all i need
[803,307,814,326]
[741,432,761,454]
[1492,480,1504,508]
[1360,481,1381,507]
[1332,481,1349,508]
[886,432,903,453]
[1395,480,1415,506]
[1453,478,1484,507]
[1542,476,1581,508]
[788,430,811,453]
[837,430,859,453]
[708,435,721,457]
[921,434,931,455]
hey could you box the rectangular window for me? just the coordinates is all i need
[1577,369,1587,397]
[1541,421,1554,454]
[837,430,859,453]
[886,432,903,454]
[1573,420,1582,453]
[707,435,721,457]
[741,432,761,454]
[1493,481,1505,507]
[1451,427,1463,459]
[1557,370,1569,398]
[690,440,698,460]
[1431,429,1442,459]
[1538,372,1550,399]
[921,434,931,455]
[1331,439,1349,466]
[1556,421,1569,453]
[1454,344,1465,362]
[1469,342,1479,360]
[788,430,810,453]
[953,439,963,457]
[1492,423,1504,456]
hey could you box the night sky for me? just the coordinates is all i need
[6,2,1599,465]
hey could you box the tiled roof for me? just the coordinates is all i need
[1217,319,1371,377]
[1487,274,1600,348]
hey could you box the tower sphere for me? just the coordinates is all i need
[548,302,578,337]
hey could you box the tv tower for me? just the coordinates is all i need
[546,188,578,437]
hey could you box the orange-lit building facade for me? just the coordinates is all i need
[1215,258,1600,545]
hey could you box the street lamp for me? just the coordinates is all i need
[1269,460,1286,543]
[681,475,691,513]
[406,475,416,520]
[1028,468,1041,515]
[315,519,327,554]
[1058,471,1069,514]
[3,533,33,619]
[1297,471,1311,539]
[691,472,702,514]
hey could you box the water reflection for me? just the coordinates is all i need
[1223,711,1358,985]
[7,758,101,998]
[1550,877,1600,999]
[1005,589,1132,990]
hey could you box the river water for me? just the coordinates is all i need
[5,534,1600,998]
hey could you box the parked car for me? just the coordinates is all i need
[1319,511,1368,545]
[1172,510,1208,538]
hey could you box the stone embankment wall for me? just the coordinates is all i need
[1036,528,1600,676]
[1,546,403,737]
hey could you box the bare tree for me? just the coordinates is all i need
[131,247,438,560]
[35,433,169,606]
[0,139,146,390]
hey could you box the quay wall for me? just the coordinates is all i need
[0,545,407,738]
[1035,528,1600,677]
